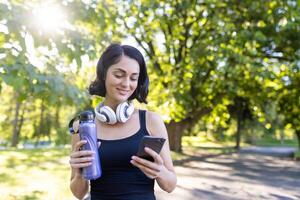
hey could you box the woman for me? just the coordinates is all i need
[69,43,177,200]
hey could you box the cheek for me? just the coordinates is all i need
[132,81,138,89]
[105,76,118,86]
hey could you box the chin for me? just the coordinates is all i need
[115,95,131,102]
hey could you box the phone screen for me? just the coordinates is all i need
[136,136,166,161]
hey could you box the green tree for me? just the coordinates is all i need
[0,1,91,146]
[278,65,300,150]
[107,0,300,151]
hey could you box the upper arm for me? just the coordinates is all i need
[146,111,175,172]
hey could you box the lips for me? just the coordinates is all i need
[117,88,130,95]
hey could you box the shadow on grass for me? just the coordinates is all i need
[167,142,300,200]
[8,190,45,200]
[175,146,300,193]
[2,147,70,171]
[0,172,17,185]
[173,146,237,166]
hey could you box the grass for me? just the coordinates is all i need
[0,138,221,200]
[0,147,74,200]
[253,136,298,147]
[0,136,298,199]
[171,136,237,163]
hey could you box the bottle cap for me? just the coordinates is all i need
[79,110,95,122]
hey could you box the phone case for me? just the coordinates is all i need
[136,136,166,161]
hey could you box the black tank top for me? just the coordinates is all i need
[90,110,155,200]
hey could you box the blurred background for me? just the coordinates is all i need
[0,0,299,199]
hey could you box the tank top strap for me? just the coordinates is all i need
[138,109,149,134]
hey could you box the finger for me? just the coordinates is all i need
[131,156,160,172]
[130,159,158,178]
[144,147,164,164]
[71,162,92,169]
[74,140,87,151]
[70,150,94,158]
[70,156,94,164]
[97,141,101,148]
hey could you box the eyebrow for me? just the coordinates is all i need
[113,68,139,75]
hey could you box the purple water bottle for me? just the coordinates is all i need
[79,111,102,180]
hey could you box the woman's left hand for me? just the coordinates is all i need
[130,147,165,179]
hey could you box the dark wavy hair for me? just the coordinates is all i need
[88,43,149,103]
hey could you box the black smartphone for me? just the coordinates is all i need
[136,136,166,162]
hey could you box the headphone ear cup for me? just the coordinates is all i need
[94,103,108,123]
[100,106,117,124]
[116,102,134,123]
[95,103,117,124]
[126,102,134,117]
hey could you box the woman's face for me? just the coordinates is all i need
[105,55,140,103]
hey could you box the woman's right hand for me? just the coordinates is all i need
[69,140,94,175]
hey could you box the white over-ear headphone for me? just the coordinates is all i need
[94,101,134,124]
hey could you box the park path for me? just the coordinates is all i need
[155,147,300,200]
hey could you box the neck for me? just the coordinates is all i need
[103,99,123,111]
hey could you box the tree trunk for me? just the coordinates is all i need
[38,100,45,135]
[280,129,285,145]
[55,104,60,128]
[235,113,242,151]
[165,108,212,152]
[167,121,183,152]
[17,105,25,140]
[232,96,249,151]
[166,120,190,152]
[35,100,45,146]
[11,100,21,147]
[296,130,300,151]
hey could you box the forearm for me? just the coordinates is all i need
[70,171,89,200]
[156,165,177,193]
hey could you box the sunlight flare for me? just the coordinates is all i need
[32,4,66,33]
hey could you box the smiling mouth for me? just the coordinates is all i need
[117,88,130,95]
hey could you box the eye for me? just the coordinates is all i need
[114,74,123,78]
[130,75,139,81]
[131,77,138,81]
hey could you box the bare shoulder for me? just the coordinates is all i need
[145,110,167,138]
[147,110,163,123]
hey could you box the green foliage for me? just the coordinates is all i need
[0,0,300,149]
[277,67,300,132]
[0,0,100,145]
[110,0,300,129]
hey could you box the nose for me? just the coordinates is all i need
[121,77,130,88]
